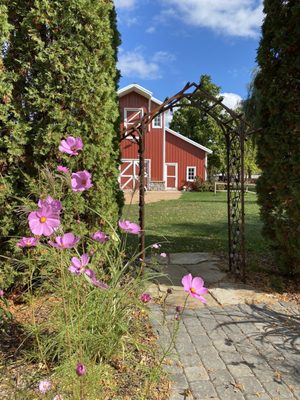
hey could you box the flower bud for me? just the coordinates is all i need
[76,362,86,377]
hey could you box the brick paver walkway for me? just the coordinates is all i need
[148,253,300,400]
[151,302,299,400]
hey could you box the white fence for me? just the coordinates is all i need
[214,182,256,195]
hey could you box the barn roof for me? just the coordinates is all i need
[118,84,162,105]
[118,84,213,154]
[166,128,213,154]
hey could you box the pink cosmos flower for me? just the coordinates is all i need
[28,205,60,236]
[49,233,80,249]
[71,170,93,192]
[38,380,52,394]
[84,269,109,289]
[59,136,83,156]
[57,165,69,173]
[151,243,161,249]
[38,196,62,213]
[91,231,110,243]
[140,293,152,303]
[17,237,39,247]
[76,362,86,376]
[0,289,4,297]
[160,252,167,258]
[68,254,90,275]
[118,220,141,235]
[181,273,208,304]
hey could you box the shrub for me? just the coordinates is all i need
[182,177,215,192]
[0,1,123,289]
[253,0,300,275]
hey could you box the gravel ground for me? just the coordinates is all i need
[124,190,182,204]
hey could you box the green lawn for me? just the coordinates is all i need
[123,192,271,255]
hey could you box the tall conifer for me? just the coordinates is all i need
[0,0,122,287]
[254,0,300,274]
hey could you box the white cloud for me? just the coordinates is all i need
[161,0,264,37]
[152,51,176,64]
[220,93,242,109]
[164,110,173,127]
[146,26,156,34]
[118,49,175,80]
[125,16,138,26]
[114,0,136,9]
[118,49,161,80]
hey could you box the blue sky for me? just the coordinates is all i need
[114,0,264,109]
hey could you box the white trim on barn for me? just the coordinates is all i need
[165,162,178,189]
[163,112,166,186]
[186,166,197,181]
[118,84,152,99]
[124,107,144,128]
[151,96,162,105]
[118,84,162,106]
[120,158,151,190]
[152,113,162,128]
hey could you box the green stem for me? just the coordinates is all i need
[158,294,189,366]
[28,253,49,371]
[59,252,72,358]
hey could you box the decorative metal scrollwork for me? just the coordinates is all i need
[120,81,258,281]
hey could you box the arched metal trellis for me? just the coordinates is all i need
[120,81,258,281]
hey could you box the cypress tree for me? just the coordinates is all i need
[254,0,300,274]
[0,0,122,287]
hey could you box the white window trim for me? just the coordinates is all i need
[124,108,143,128]
[186,166,196,181]
[152,113,162,128]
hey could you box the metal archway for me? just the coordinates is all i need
[120,80,259,281]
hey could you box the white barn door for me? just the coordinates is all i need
[119,160,150,190]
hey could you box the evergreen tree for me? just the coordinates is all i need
[0,0,122,287]
[254,0,300,274]
[170,75,226,177]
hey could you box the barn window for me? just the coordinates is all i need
[124,108,143,128]
[152,113,162,128]
[187,166,196,181]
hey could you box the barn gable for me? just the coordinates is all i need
[118,84,212,190]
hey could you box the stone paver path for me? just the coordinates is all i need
[148,253,300,400]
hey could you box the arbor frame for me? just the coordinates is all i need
[120,81,258,281]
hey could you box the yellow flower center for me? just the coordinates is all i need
[40,216,47,223]
[26,242,32,246]
[190,287,197,294]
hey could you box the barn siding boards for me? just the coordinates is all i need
[118,84,212,190]
[165,130,206,189]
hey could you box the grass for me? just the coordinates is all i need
[123,191,271,255]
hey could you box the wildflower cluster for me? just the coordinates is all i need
[16,137,136,293]
[13,136,148,397]
[12,135,208,398]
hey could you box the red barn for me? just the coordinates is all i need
[118,84,212,191]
